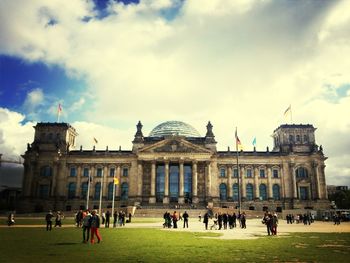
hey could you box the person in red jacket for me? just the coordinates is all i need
[89,210,102,244]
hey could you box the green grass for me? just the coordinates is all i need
[0,227,349,262]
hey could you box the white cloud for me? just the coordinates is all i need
[23,88,44,111]
[0,0,349,186]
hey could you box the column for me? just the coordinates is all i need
[178,161,184,204]
[149,161,156,203]
[240,166,246,200]
[192,161,198,203]
[163,162,169,204]
[205,162,212,200]
[50,163,58,197]
[137,162,143,199]
[291,164,297,199]
[103,166,108,199]
[254,166,259,200]
[315,163,321,199]
[267,166,273,200]
[228,166,233,200]
[75,165,82,198]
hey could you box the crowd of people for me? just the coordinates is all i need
[262,212,278,235]
[285,213,315,225]
[45,210,64,230]
[203,211,247,230]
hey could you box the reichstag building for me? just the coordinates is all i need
[21,121,329,212]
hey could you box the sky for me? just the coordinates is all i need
[0,0,350,188]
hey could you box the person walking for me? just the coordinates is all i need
[90,210,102,244]
[240,212,246,229]
[45,210,54,231]
[82,210,91,243]
[113,210,118,227]
[172,211,178,228]
[183,211,189,228]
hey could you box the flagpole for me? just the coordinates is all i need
[86,170,91,210]
[99,170,104,216]
[235,127,241,214]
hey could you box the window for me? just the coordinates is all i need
[122,167,128,177]
[94,182,101,200]
[273,169,279,178]
[109,168,115,177]
[81,182,88,198]
[273,184,280,200]
[246,169,252,178]
[38,185,49,198]
[233,168,238,178]
[300,186,309,200]
[259,169,265,178]
[121,183,128,200]
[259,184,267,200]
[83,168,89,177]
[156,165,165,202]
[232,183,239,201]
[246,184,254,201]
[219,183,227,201]
[295,167,308,178]
[184,164,192,201]
[296,135,300,143]
[303,135,308,143]
[96,168,103,177]
[68,183,76,199]
[289,135,294,143]
[108,182,114,200]
[48,133,53,140]
[220,168,226,177]
[70,167,76,177]
[169,165,179,201]
[40,166,52,177]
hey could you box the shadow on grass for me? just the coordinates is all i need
[52,242,79,246]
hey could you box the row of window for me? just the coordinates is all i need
[289,134,309,144]
[219,183,281,201]
[69,167,129,177]
[219,168,279,178]
[67,182,129,200]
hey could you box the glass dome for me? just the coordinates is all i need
[149,121,201,137]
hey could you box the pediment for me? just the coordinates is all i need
[138,138,212,154]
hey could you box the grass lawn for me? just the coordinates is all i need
[0,227,349,262]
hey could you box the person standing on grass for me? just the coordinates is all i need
[183,211,189,228]
[232,213,237,228]
[113,210,118,227]
[90,210,102,244]
[172,211,178,228]
[46,210,54,231]
[82,210,91,243]
[271,213,278,235]
[105,210,110,228]
[54,211,63,227]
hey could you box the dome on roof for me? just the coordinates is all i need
[149,121,201,137]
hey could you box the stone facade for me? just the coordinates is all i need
[20,121,330,212]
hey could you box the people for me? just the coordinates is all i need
[203,212,209,230]
[89,210,102,244]
[54,211,63,227]
[172,211,178,228]
[75,210,83,227]
[271,213,278,235]
[198,212,202,222]
[7,213,15,226]
[240,212,246,229]
[82,210,91,243]
[105,210,110,228]
[45,210,54,231]
[113,210,118,227]
[183,211,189,228]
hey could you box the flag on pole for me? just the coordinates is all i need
[93,137,98,144]
[114,178,119,185]
[283,104,292,123]
[57,103,62,122]
[235,128,243,151]
[252,137,256,147]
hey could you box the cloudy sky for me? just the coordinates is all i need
[0,0,349,187]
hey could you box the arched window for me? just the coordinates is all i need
[108,182,114,200]
[259,184,267,200]
[232,183,239,201]
[68,182,76,199]
[121,183,128,200]
[81,182,88,198]
[40,166,52,177]
[219,183,227,201]
[246,183,254,200]
[94,182,101,200]
[295,167,308,178]
[273,184,280,200]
